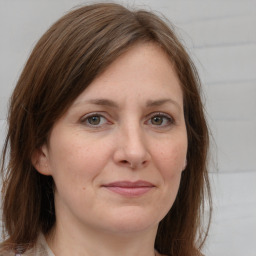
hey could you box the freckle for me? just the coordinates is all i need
[82,187,86,190]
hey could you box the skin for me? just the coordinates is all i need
[35,43,188,256]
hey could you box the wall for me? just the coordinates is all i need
[0,0,255,255]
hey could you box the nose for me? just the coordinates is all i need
[113,124,151,169]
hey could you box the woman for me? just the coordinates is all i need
[1,3,211,256]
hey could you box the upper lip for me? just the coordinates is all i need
[102,180,155,188]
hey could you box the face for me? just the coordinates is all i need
[36,43,187,236]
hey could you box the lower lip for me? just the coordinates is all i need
[104,186,153,197]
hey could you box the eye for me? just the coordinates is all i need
[146,113,174,128]
[151,116,165,125]
[81,113,109,127]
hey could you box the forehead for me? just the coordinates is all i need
[72,42,183,108]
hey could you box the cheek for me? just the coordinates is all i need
[47,131,111,184]
[152,137,187,178]
[151,139,186,221]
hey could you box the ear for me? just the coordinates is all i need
[31,144,51,176]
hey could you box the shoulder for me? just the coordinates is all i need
[0,233,52,256]
[0,247,49,256]
[0,248,16,256]
[0,248,33,256]
[0,246,14,256]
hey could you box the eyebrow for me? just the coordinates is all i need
[84,99,119,108]
[74,98,181,110]
[145,98,181,110]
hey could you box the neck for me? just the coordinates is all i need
[46,219,158,256]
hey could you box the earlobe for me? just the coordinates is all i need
[31,144,51,175]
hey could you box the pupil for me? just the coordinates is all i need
[89,116,100,125]
[152,116,163,125]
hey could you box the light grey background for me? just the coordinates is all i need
[0,0,256,255]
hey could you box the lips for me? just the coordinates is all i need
[102,180,155,197]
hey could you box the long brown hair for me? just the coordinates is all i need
[1,3,211,255]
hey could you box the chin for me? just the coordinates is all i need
[98,207,162,234]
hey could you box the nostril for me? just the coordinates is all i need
[119,159,148,168]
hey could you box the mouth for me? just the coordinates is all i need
[102,180,155,197]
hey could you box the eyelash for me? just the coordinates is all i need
[145,112,174,128]
[80,112,175,129]
[80,112,110,128]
